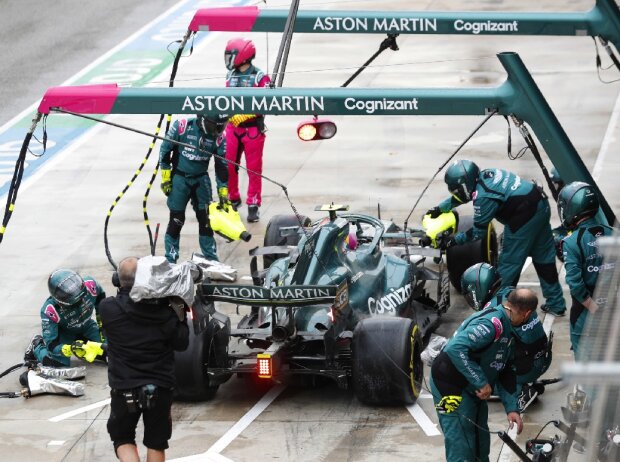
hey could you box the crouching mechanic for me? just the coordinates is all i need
[99,257,189,462]
[427,159,566,316]
[461,263,552,411]
[160,114,229,263]
[24,269,106,367]
[558,181,616,358]
[430,289,539,461]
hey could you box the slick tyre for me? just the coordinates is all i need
[174,319,230,402]
[352,317,423,405]
[263,214,311,269]
[446,215,498,292]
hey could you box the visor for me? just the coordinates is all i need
[224,51,236,70]
[463,290,479,310]
[199,117,227,137]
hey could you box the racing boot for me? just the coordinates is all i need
[248,205,260,223]
[24,334,44,364]
[164,234,181,263]
[198,235,218,262]
[231,198,242,210]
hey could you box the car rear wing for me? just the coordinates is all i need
[200,283,339,307]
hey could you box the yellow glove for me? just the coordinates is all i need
[61,341,86,358]
[82,341,105,363]
[217,186,229,205]
[161,169,172,196]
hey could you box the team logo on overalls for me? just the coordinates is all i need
[44,304,60,323]
[84,280,98,297]
[491,317,503,341]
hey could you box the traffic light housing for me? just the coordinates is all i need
[297,118,337,141]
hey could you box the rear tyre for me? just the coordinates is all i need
[446,216,498,292]
[263,214,311,269]
[174,318,230,402]
[352,317,423,405]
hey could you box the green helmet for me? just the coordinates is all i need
[444,159,479,204]
[461,263,501,311]
[557,181,599,229]
[48,269,85,306]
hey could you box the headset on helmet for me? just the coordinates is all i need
[549,167,565,192]
[557,181,599,229]
[197,114,228,137]
[444,160,480,204]
[48,269,85,306]
[460,263,501,311]
[224,38,256,70]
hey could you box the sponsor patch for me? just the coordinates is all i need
[178,118,187,135]
[84,280,97,297]
[44,304,60,323]
[491,317,503,341]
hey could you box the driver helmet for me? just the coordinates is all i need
[197,114,228,137]
[460,263,501,311]
[557,181,599,230]
[444,159,480,204]
[224,38,256,70]
[48,269,85,306]
[345,225,358,250]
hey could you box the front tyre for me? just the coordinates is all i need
[352,317,423,405]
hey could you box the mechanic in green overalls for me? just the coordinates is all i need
[430,288,535,462]
[160,115,229,263]
[558,181,615,358]
[549,167,568,262]
[427,159,566,316]
[461,263,552,411]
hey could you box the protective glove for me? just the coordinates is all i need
[425,207,443,219]
[217,186,230,205]
[436,395,462,414]
[161,169,172,196]
[61,341,87,359]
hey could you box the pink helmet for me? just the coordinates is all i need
[346,226,358,250]
[225,38,256,70]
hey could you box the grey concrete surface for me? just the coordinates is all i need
[0,0,618,461]
[0,0,171,126]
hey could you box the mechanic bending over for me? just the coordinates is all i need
[557,181,616,358]
[160,114,229,263]
[224,38,271,223]
[461,263,552,411]
[427,159,566,317]
[99,256,189,462]
[430,288,538,462]
[24,269,106,367]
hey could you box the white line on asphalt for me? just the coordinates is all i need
[406,403,441,436]
[47,440,66,446]
[521,257,532,273]
[592,88,620,182]
[516,282,540,287]
[418,390,433,399]
[49,398,111,422]
[169,384,286,462]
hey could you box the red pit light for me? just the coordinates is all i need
[257,353,272,379]
[297,119,337,141]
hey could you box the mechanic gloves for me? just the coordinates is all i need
[425,207,443,219]
[161,169,172,196]
[61,340,106,363]
[218,186,230,205]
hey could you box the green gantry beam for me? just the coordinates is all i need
[38,52,615,225]
[189,0,620,52]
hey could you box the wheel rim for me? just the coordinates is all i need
[408,324,422,398]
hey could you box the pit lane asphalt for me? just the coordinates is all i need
[1,0,619,461]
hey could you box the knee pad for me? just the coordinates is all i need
[196,209,214,237]
[166,211,185,238]
[533,262,559,284]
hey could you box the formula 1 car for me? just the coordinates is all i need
[174,204,496,404]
